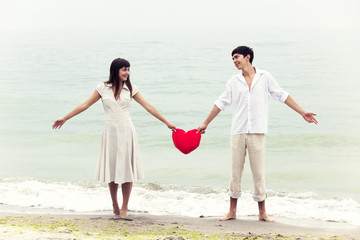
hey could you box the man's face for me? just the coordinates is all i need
[232,54,247,70]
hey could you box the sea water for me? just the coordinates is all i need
[0,27,359,226]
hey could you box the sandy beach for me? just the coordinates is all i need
[1,212,359,240]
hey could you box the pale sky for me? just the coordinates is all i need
[0,0,359,30]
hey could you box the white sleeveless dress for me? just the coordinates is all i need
[95,82,144,184]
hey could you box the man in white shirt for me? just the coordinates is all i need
[197,46,317,222]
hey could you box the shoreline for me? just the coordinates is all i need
[1,212,359,239]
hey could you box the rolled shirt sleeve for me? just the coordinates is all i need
[215,78,233,111]
[266,72,289,103]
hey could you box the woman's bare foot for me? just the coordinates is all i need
[218,212,236,221]
[113,203,120,215]
[259,214,275,222]
[120,208,128,219]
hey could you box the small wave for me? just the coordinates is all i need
[0,177,359,227]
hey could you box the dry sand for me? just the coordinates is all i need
[0,212,359,239]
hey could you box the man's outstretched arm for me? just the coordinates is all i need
[197,105,221,133]
[285,95,318,124]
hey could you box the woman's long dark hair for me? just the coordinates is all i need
[105,58,133,98]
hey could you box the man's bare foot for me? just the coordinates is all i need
[259,214,275,222]
[113,204,120,215]
[218,213,236,221]
[120,208,128,219]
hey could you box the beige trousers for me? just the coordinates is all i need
[229,134,266,202]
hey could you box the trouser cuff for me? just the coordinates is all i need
[253,193,267,202]
[228,190,241,199]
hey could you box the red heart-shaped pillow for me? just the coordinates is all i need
[172,129,201,154]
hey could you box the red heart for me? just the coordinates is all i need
[172,129,201,154]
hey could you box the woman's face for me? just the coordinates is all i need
[118,67,130,82]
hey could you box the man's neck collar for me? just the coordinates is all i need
[242,66,256,77]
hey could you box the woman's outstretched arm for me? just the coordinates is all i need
[133,92,176,131]
[52,90,101,129]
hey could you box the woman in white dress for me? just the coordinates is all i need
[52,58,176,218]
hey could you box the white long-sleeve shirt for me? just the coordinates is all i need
[215,68,289,135]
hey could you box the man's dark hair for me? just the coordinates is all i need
[232,46,254,64]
